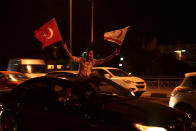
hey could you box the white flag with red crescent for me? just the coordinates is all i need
[104,26,130,45]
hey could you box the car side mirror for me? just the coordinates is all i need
[104,74,112,78]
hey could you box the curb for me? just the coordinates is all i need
[141,91,170,98]
[150,93,168,98]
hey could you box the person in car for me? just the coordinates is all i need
[63,43,120,78]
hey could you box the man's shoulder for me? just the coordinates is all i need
[72,56,83,62]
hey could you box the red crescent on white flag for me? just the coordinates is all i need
[104,26,130,45]
[117,30,123,38]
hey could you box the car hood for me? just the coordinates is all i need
[112,76,145,82]
[25,73,46,78]
[1,81,23,90]
[102,97,188,127]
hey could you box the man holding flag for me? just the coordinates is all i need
[63,26,130,78]
[34,18,129,78]
[63,44,120,78]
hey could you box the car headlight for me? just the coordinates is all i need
[134,123,167,131]
[123,80,134,84]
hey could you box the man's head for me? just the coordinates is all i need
[86,48,94,60]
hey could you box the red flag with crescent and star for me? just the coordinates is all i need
[104,26,130,46]
[34,18,62,49]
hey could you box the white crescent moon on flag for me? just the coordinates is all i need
[46,27,54,39]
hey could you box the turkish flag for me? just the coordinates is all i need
[34,18,62,49]
[104,26,130,46]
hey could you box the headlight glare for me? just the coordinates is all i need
[134,123,167,131]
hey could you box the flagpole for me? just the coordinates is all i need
[91,0,94,45]
[69,0,73,69]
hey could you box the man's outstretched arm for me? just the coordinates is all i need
[95,48,120,65]
[63,43,74,60]
[63,43,81,63]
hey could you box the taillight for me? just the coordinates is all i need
[171,87,184,97]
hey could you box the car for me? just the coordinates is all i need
[48,70,136,96]
[0,71,28,91]
[169,72,196,127]
[7,58,47,78]
[46,70,78,78]
[92,67,147,97]
[0,76,192,131]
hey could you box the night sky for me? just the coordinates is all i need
[1,0,196,70]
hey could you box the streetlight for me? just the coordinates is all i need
[120,57,124,61]
[174,50,186,61]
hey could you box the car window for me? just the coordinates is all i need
[47,72,77,78]
[93,69,108,74]
[190,76,196,87]
[182,77,193,87]
[53,84,71,103]
[23,81,50,99]
[91,69,108,77]
[48,72,65,75]
[13,79,51,103]
[59,73,77,78]
[21,65,47,73]
[108,69,130,77]
[7,73,28,81]
[99,81,126,96]
[52,83,80,108]
[89,78,129,97]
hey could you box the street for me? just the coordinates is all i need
[140,86,173,107]
[140,87,196,130]
[141,96,169,107]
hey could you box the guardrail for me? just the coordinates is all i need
[141,77,184,89]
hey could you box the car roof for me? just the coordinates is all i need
[48,70,78,74]
[0,71,23,74]
[185,72,196,77]
[92,67,118,70]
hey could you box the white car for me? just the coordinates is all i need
[7,58,47,78]
[169,72,196,125]
[92,67,147,96]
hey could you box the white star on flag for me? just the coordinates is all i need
[104,26,130,46]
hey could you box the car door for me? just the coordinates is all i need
[15,78,109,131]
[15,79,56,130]
[48,80,102,131]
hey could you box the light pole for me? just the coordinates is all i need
[69,0,73,69]
[90,0,94,45]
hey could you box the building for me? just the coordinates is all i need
[158,42,196,70]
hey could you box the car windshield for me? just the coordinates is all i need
[7,73,28,81]
[108,69,130,77]
[22,65,47,73]
[89,77,133,97]
[191,76,196,87]
[47,72,77,78]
